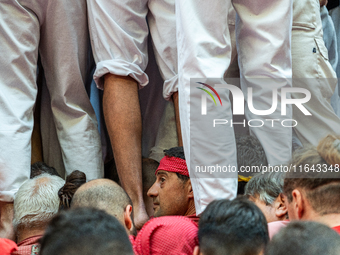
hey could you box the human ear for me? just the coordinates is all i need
[193,246,201,255]
[186,179,194,198]
[275,193,288,220]
[292,189,304,219]
[124,205,133,231]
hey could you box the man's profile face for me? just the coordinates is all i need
[147,170,189,217]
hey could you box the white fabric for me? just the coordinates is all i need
[88,0,179,100]
[176,0,293,214]
[329,6,340,114]
[329,6,340,83]
[291,0,340,146]
[0,0,104,202]
[320,5,340,117]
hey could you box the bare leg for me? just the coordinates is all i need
[0,202,15,241]
[172,92,183,146]
[103,74,148,229]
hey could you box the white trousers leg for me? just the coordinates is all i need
[234,0,293,165]
[38,0,103,179]
[0,0,37,202]
[0,0,103,202]
[176,0,293,214]
[291,0,340,146]
[176,0,237,215]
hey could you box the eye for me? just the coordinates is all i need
[160,177,166,183]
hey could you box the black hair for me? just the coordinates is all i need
[199,197,269,255]
[58,170,87,210]
[39,207,134,255]
[31,161,61,178]
[176,172,190,182]
[163,146,185,160]
[235,134,268,170]
[265,221,340,255]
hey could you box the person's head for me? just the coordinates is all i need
[284,134,340,221]
[13,174,65,239]
[71,178,135,235]
[195,197,269,255]
[235,134,268,194]
[134,216,198,255]
[147,147,195,217]
[235,134,268,172]
[265,221,340,255]
[58,170,86,210]
[30,161,60,178]
[39,207,134,255]
[245,172,287,222]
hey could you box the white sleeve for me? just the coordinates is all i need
[87,0,149,89]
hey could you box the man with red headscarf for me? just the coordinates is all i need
[147,147,198,223]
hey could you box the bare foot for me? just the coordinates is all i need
[133,205,149,230]
[0,202,15,241]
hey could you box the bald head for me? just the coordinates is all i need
[71,179,132,223]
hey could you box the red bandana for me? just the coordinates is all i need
[155,156,189,177]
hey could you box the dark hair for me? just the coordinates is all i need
[235,134,268,170]
[265,221,340,255]
[199,197,268,255]
[237,181,247,195]
[31,161,60,178]
[164,146,185,160]
[58,170,86,210]
[39,207,134,255]
[284,135,340,214]
[176,172,190,183]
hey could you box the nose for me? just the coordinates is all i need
[147,182,158,198]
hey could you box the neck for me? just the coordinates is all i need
[184,200,196,216]
[17,228,45,243]
[311,214,340,228]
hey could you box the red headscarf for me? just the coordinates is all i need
[133,216,198,255]
[155,156,189,177]
[0,239,18,255]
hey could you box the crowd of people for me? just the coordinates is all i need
[0,133,339,254]
[1,0,340,254]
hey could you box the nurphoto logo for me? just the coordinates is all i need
[197,82,311,117]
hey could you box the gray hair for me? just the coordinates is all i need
[13,173,65,231]
[244,172,285,205]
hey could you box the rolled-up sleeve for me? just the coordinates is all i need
[87,0,149,89]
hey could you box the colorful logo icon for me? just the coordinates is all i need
[196,82,223,106]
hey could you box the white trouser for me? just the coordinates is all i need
[0,0,103,202]
[329,6,340,81]
[176,0,293,214]
[291,0,340,146]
